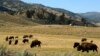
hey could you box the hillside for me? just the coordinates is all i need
[0,0,96,27]
[79,12,100,26]
[0,13,38,27]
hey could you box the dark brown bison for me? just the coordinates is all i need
[30,39,41,48]
[81,38,87,42]
[90,40,93,43]
[9,40,12,45]
[29,35,33,38]
[73,42,98,52]
[73,42,80,48]
[14,36,18,45]
[23,35,28,38]
[7,36,14,45]
[5,36,9,41]
[15,36,18,38]
[22,39,29,43]
[9,36,14,39]
[6,36,19,45]
[14,40,18,45]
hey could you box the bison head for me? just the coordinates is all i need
[73,42,80,48]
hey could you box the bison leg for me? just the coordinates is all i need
[30,45,34,48]
[95,49,98,53]
[93,49,98,53]
[9,40,12,45]
[38,44,41,47]
[86,50,89,53]
[82,50,84,52]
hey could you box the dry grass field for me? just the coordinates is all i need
[0,25,100,56]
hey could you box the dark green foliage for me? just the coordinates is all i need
[0,45,14,56]
[59,13,66,24]
[26,10,35,18]
[58,13,72,25]
[81,18,87,24]
[46,12,56,24]
[23,50,33,56]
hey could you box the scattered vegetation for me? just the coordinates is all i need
[0,46,99,56]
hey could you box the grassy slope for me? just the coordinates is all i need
[0,25,100,37]
[0,13,39,27]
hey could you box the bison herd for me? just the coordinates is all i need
[73,38,98,53]
[5,36,18,45]
[5,35,42,48]
[5,36,98,53]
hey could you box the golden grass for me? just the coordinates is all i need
[0,25,99,52]
[0,25,100,56]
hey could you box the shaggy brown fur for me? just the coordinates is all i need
[74,42,98,53]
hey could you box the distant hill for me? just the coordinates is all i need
[0,0,96,27]
[79,12,100,26]
[0,6,11,11]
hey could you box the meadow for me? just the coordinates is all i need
[0,25,100,56]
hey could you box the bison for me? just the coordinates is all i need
[14,36,18,45]
[6,36,19,45]
[30,39,41,48]
[9,36,14,39]
[22,39,29,43]
[73,42,80,48]
[73,42,98,53]
[14,40,18,45]
[9,40,12,45]
[23,35,29,38]
[29,35,33,38]
[5,36,9,41]
[81,38,87,42]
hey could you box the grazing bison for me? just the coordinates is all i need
[6,36,19,45]
[5,36,9,41]
[30,39,41,48]
[23,39,29,43]
[9,36,14,39]
[14,36,18,45]
[90,40,93,43]
[23,35,28,38]
[73,42,98,52]
[81,38,87,42]
[29,35,33,38]
[15,36,18,38]
[14,40,18,45]
[9,40,12,45]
